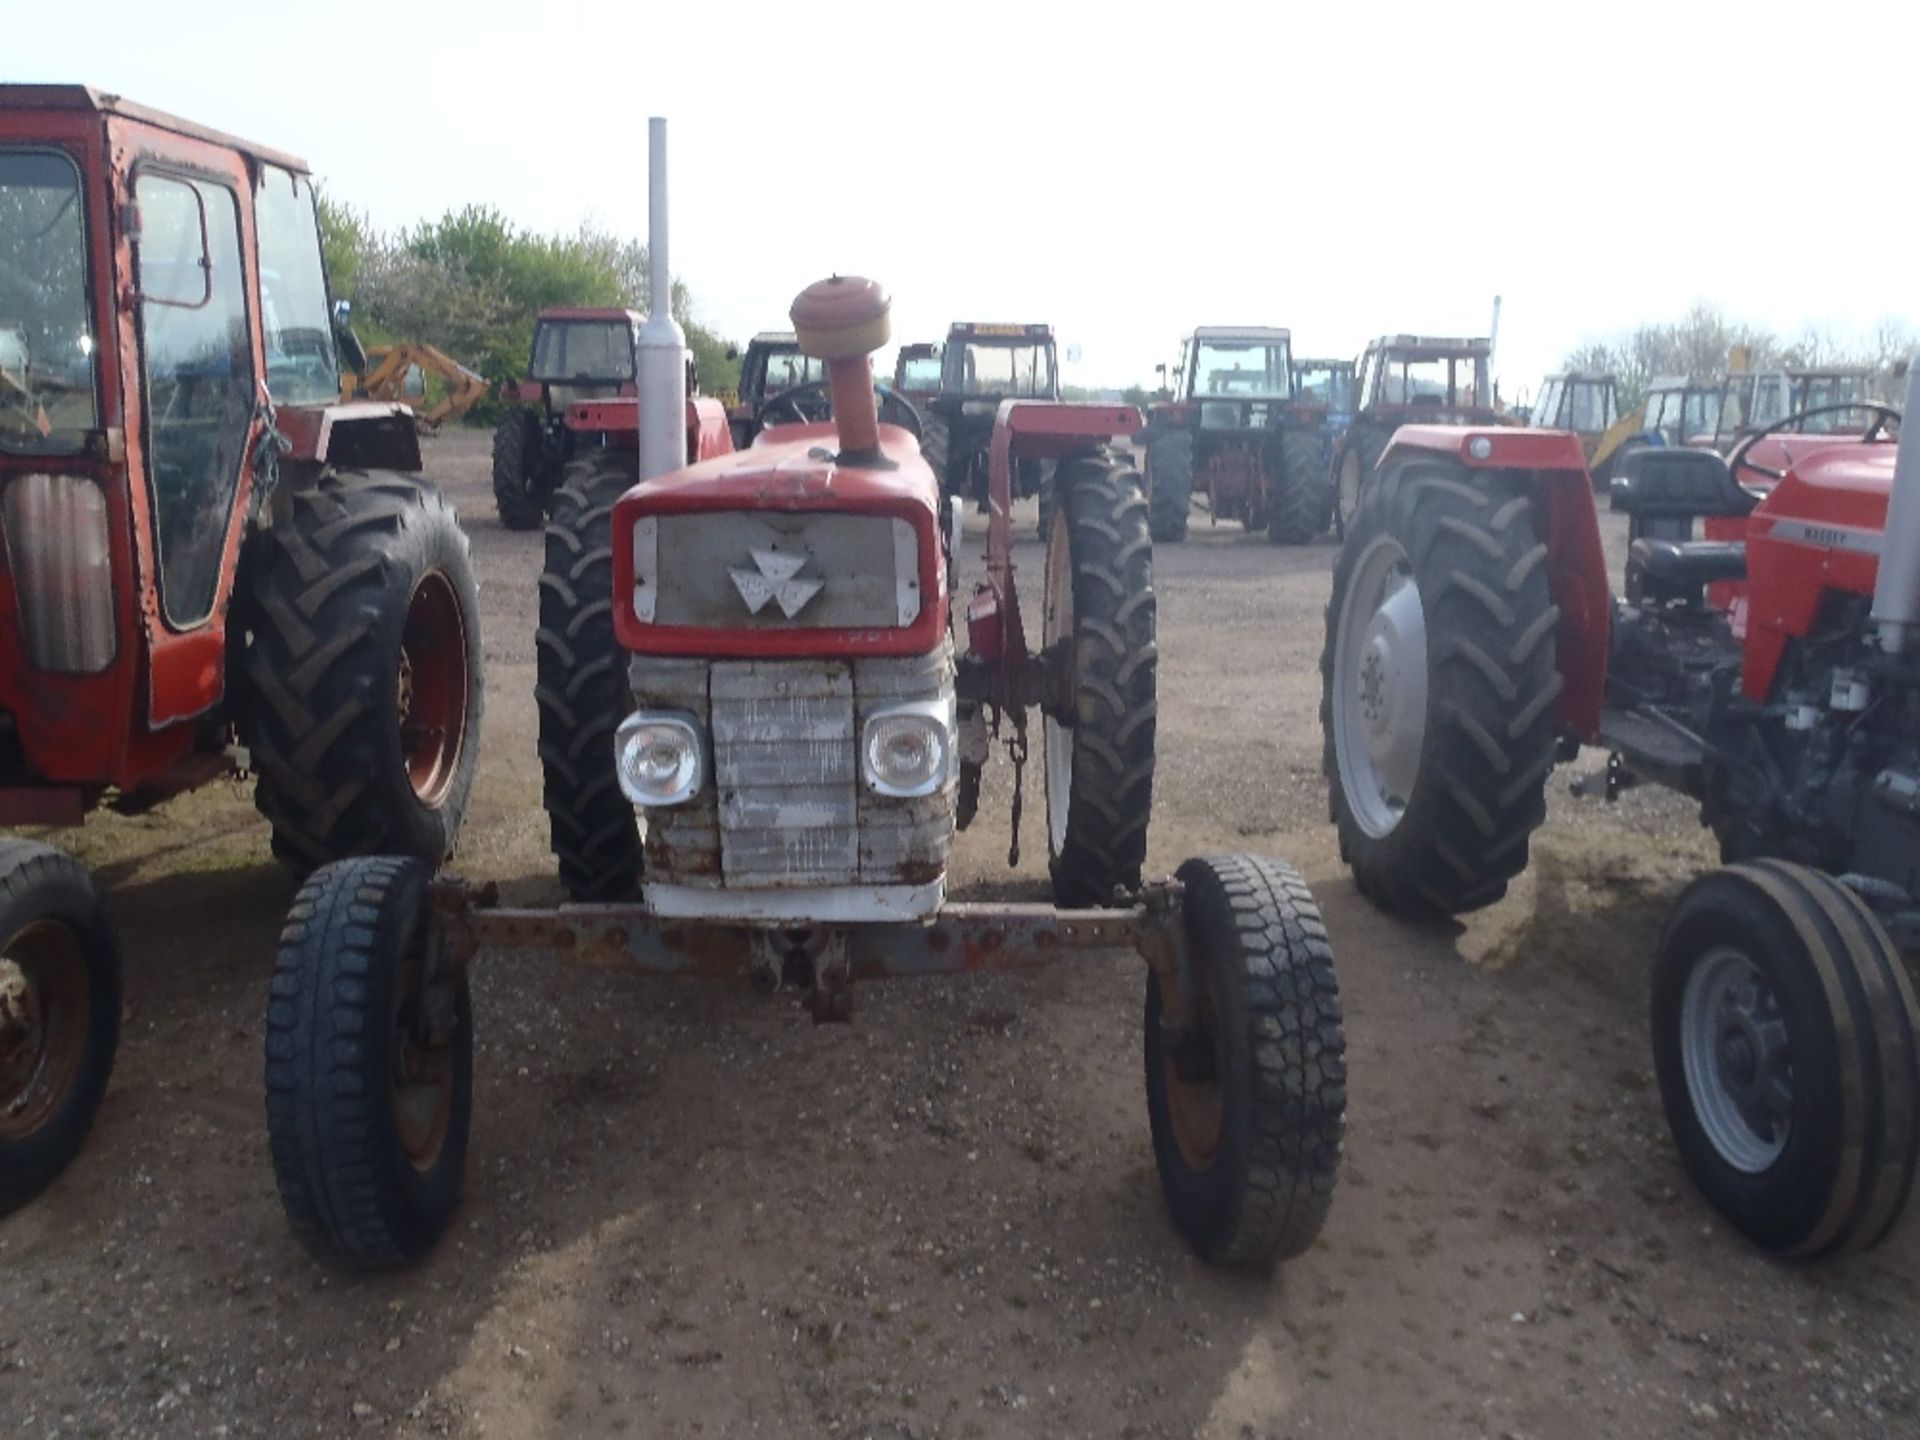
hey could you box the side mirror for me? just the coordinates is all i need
[725,344,739,362]
[331,298,368,375]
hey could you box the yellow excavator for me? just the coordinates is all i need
[339,342,489,428]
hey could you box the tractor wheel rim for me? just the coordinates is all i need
[399,569,470,809]
[390,930,454,1173]
[1680,946,1791,1174]
[1163,978,1225,1170]
[1333,535,1429,839]
[1042,501,1074,856]
[0,922,89,1141]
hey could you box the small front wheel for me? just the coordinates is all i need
[1146,854,1346,1268]
[1652,861,1920,1258]
[265,855,472,1268]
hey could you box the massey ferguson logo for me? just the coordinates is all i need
[729,547,824,619]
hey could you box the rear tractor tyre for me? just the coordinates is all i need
[538,450,645,902]
[1041,450,1157,908]
[1321,460,1560,917]
[265,855,473,1268]
[1332,424,1390,539]
[1268,430,1335,545]
[1145,429,1192,543]
[919,414,951,488]
[0,842,121,1217]
[1652,861,1920,1258]
[491,409,545,530]
[241,470,484,876]
[1146,853,1345,1268]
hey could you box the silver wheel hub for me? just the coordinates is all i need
[1680,948,1791,1174]
[1333,537,1429,839]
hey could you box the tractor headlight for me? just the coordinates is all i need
[614,712,704,807]
[862,701,953,798]
[1,473,116,674]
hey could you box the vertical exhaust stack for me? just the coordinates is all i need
[1484,294,1502,410]
[1871,358,1920,655]
[637,117,687,483]
[789,275,891,466]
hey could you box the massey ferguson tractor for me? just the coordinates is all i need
[1321,389,1920,1257]
[492,308,725,528]
[1331,334,1504,536]
[261,120,1346,1273]
[1137,327,1329,545]
[0,86,484,1213]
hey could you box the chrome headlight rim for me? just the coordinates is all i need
[614,710,705,807]
[861,699,954,799]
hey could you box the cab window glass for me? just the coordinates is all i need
[136,172,254,627]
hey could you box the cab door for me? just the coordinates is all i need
[124,147,259,727]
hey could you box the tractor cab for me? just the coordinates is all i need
[1640,374,1731,449]
[1293,356,1355,420]
[891,340,942,408]
[527,308,641,406]
[923,322,1060,505]
[727,330,829,448]
[1531,371,1620,439]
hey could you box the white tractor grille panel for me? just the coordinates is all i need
[628,646,954,891]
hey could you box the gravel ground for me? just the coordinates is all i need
[2,429,1914,1439]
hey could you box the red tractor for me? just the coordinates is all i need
[0,86,485,1212]
[1321,391,1920,1257]
[1138,327,1329,545]
[492,308,722,528]
[259,121,1347,1272]
[1332,334,1504,534]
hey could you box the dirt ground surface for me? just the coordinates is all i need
[4,429,1916,1440]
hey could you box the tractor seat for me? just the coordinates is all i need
[1612,447,1757,519]
[1627,537,1748,590]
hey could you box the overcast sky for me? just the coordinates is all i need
[16,0,1918,398]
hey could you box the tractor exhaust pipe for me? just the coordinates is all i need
[1871,357,1920,654]
[637,117,687,483]
[790,275,890,466]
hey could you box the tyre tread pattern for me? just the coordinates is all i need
[1268,427,1333,545]
[1050,450,1157,907]
[1146,429,1192,543]
[492,410,543,530]
[537,450,644,901]
[240,469,482,875]
[1321,461,1559,917]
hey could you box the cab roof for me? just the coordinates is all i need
[0,83,311,174]
[539,307,642,324]
[1372,335,1491,357]
[749,331,799,347]
[1190,326,1291,343]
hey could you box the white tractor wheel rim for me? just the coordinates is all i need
[1680,947,1791,1174]
[1043,503,1073,856]
[1332,535,1428,839]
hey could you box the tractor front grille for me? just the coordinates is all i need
[629,645,954,892]
[642,510,919,632]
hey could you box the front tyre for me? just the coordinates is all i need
[1332,423,1390,539]
[241,471,484,875]
[1321,460,1559,917]
[1146,853,1345,1268]
[1041,450,1157,908]
[1652,861,1920,1257]
[0,842,121,1216]
[264,855,473,1268]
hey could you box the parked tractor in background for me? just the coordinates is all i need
[1530,370,1643,487]
[1293,355,1357,478]
[726,329,827,449]
[891,339,942,410]
[261,121,1347,1275]
[1322,383,1920,1258]
[921,321,1059,509]
[1332,335,1503,533]
[1138,328,1329,544]
[493,308,718,527]
[492,308,639,527]
[0,86,486,1214]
